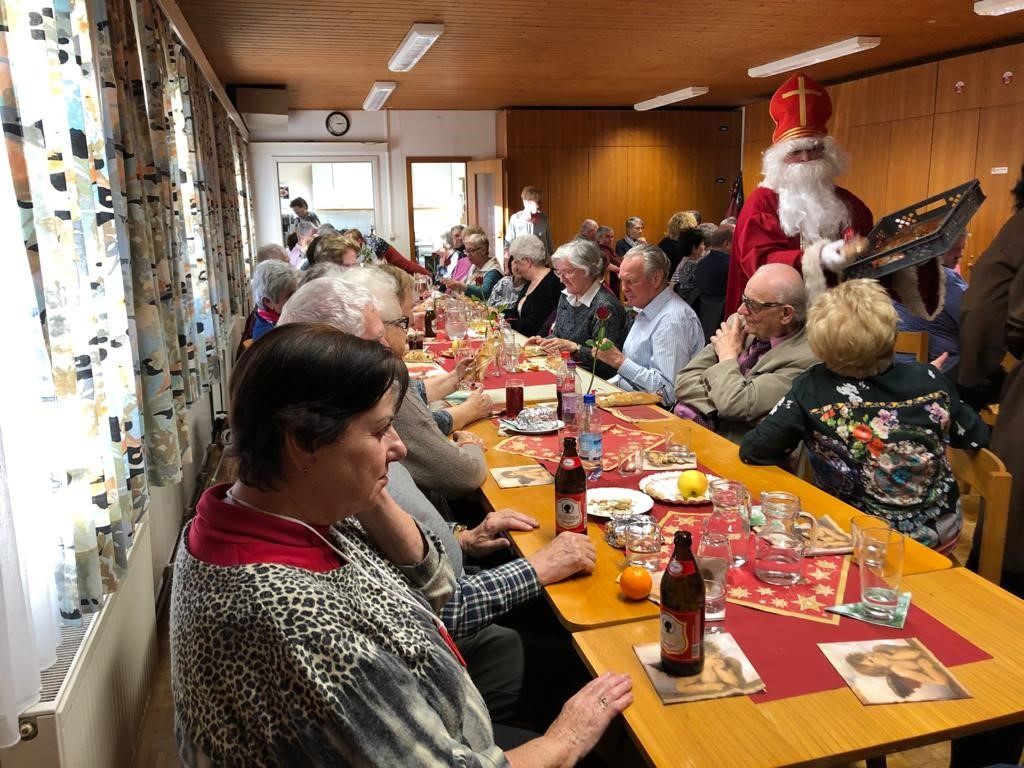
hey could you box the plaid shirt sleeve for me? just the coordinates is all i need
[440,558,542,640]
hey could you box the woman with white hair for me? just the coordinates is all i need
[527,239,628,380]
[504,234,561,337]
[443,233,502,301]
[740,279,988,552]
[249,260,299,342]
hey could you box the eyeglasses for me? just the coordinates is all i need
[384,315,410,330]
[465,246,486,255]
[740,295,786,313]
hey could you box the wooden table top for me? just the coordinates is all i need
[470,409,950,631]
[573,568,1024,768]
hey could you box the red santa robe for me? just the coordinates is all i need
[724,185,873,316]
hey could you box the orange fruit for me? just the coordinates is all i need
[620,565,653,600]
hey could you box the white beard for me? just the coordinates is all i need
[761,136,851,242]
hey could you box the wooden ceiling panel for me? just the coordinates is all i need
[174,0,1024,111]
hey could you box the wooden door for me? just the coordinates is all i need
[467,158,506,263]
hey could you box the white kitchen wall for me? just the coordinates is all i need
[248,110,497,256]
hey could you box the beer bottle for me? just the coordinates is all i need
[424,302,436,338]
[554,436,587,535]
[660,530,705,676]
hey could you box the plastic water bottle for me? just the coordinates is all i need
[580,393,603,480]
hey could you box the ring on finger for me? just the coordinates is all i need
[598,696,608,709]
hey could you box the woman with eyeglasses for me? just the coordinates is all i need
[740,278,988,553]
[443,233,503,301]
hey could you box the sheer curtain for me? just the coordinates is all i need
[0,117,60,749]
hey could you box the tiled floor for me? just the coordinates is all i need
[133,502,983,767]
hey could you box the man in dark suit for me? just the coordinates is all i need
[687,226,732,341]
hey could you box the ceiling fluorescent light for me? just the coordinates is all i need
[974,0,1024,14]
[747,36,881,78]
[634,86,710,111]
[363,81,397,111]
[388,23,444,72]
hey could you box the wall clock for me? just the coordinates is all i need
[326,111,351,137]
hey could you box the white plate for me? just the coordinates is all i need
[639,472,720,505]
[586,488,655,519]
[500,419,565,435]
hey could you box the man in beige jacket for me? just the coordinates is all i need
[674,263,817,443]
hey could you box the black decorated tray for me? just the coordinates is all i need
[844,179,985,280]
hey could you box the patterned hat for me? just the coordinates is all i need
[770,72,831,144]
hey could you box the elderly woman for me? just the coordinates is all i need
[171,324,630,766]
[504,234,561,337]
[527,239,628,381]
[740,279,988,552]
[487,257,525,310]
[281,273,491,500]
[346,227,430,276]
[444,232,503,301]
[658,211,699,276]
[670,227,707,302]
[249,259,299,342]
[311,233,361,267]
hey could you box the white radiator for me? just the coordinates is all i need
[0,520,157,768]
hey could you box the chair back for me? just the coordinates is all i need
[947,446,1012,585]
[894,331,929,363]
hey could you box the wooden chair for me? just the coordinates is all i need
[894,330,929,363]
[947,446,1012,585]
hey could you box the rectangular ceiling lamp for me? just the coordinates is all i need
[747,36,881,78]
[974,0,1024,14]
[387,23,445,72]
[363,81,397,111]
[634,86,710,111]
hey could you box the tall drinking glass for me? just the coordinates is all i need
[850,514,891,564]
[705,480,751,567]
[859,528,905,620]
[446,305,468,341]
[625,518,663,572]
[696,532,731,621]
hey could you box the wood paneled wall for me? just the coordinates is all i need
[742,41,1024,277]
[499,110,741,247]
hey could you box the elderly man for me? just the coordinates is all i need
[674,263,817,443]
[577,218,598,242]
[615,216,646,258]
[277,276,596,720]
[288,220,317,267]
[595,245,704,407]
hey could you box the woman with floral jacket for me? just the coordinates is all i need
[740,280,988,552]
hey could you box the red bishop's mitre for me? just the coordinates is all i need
[769,72,832,144]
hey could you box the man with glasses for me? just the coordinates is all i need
[674,264,817,443]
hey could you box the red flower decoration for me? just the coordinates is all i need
[474,275,484,285]
[852,424,873,442]
[595,305,611,320]
[867,437,885,457]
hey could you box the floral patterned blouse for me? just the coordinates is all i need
[739,362,989,550]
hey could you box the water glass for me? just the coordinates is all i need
[446,305,468,341]
[500,341,519,373]
[706,479,751,567]
[859,528,905,620]
[850,514,891,564]
[664,424,695,465]
[561,392,581,432]
[618,443,643,476]
[625,517,663,572]
[696,532,731,621]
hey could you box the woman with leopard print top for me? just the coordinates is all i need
[171,324,632,767]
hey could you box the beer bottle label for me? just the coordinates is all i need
[660,608,702,663]
[668,560,697,577]
[555,493,587,533]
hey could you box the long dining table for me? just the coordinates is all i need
[445,333,1022,767]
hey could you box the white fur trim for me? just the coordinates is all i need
[820,239,848,272]
[801,239,830,303]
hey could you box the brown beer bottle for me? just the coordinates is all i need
[424,302,436,338]
[660,530,705,676]
[554,436,587,535]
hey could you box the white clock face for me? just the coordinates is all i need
[326,112,350,136]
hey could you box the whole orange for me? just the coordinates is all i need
[620,565,653,600]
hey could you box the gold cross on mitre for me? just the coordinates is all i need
[782,75,821,127]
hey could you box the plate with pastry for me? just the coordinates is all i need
[639,471,720,505]
[403,349,435,363]
[521,345,547,358]
[586,488,654,519]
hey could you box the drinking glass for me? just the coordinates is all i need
[446,305,468,341]
[561,392,581,432]
[618,443,643,476]
[500,341,519,373]
[505,378,525,418]
[850,514,891,564]
[664,424,695,465]
[455,345,476,389]
[696,532,731,621]
[859,528,905,620]
[625,517,663,572]
[413,274,431,300]
[706,479,751,567]
[753,491,814,586]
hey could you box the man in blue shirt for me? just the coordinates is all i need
[894,235,968,373]
[595,244,705,406]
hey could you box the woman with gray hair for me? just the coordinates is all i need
[504,234,561,337]
[527,239,628,380]
[250,260,299,341]
[443,233,502,300]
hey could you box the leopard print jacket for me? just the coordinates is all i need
[170,518,508,767]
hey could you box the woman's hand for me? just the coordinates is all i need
[446,391,494,431]
[538,337,578,354]
[459,508,539,557]
[443,278,467,293]
[453,430,485,450]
